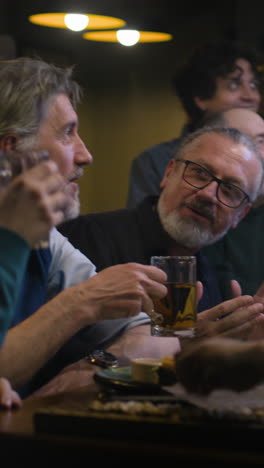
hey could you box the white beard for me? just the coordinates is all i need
[14,137,81,221]
[63,184,80,220]
[157,196,228,250]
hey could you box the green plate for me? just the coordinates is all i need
[94,366,163,393]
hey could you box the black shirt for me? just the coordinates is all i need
[59,196,223,312]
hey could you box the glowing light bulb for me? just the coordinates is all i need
[64,14,89,31]
[116,29,140,46]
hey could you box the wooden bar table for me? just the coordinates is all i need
[1,361,264,465]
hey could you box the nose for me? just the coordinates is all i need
[240,83,260,105]
[75,135,93,166]
[196,181,218,202]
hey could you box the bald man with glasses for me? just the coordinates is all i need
[59,126,264,349]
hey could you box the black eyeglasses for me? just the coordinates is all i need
[177,159,251,208]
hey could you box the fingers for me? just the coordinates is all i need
[17,160,66,197]
[196,296,264,340]
[198,295,255,322]
[130,263,167,284]
[222,313,264,340]
[23,160,61,182]
[86,263,168,321]
[254,281,264,303]
[230,279,242,298]
[213,302,264,335]
[22,162,68,223]
[196,281,203,304]
[0,378,22,409]
[117,263,168,300]
[41,190,68,223]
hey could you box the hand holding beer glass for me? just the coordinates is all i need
[150,256,197,337]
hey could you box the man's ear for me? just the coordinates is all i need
[160,159,177,189]
[0,134,17,151]
[231,203,251,229]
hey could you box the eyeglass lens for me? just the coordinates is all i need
[183,162,246,207]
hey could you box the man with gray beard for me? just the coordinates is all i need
[59,126,264,335]
[157,195,224,250]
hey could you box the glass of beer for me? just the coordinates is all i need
[150,256,197,337]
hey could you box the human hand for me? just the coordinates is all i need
[196,281,203,304]
[254,281,264,305]
[230,279,242,297]
[230,279,264,309]
[176,337,264,395]
[194,295,264,341]
[0,377,22,409]
[228,280,264,339]
[0,160,67,247]
[74,262,168,324]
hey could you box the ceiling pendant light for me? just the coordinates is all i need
[64,14,89,31]
[29,13,126,32]
[116,30,140,46]
[83,30,173,45]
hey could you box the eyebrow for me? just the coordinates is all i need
[195,159,245,187]
[231,65,243,73]
[225,65,258,82]
[61,120,77,132]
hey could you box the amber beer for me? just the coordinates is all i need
[151,256,197,337]
[153,282,196,330]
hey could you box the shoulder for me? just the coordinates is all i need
[133,137,181,165]
[49,227,96,271]
[59,208,135,236]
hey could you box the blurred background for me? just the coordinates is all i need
[1,0,264,213]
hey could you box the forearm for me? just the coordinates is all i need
[0,290,86,388]
[0,263,168,388]
[107,324,181,362]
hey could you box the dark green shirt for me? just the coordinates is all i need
[0,228,30,345]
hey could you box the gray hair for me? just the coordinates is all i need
[0,57,81,139]
[175,126,264,202]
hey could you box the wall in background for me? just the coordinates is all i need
[77,73,186,214]
[7,0,264,213]
[63,10,230,213]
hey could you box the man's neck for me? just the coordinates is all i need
[167,241,197,256]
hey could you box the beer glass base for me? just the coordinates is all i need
[151,323,195,337]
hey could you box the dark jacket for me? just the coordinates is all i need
[59,196,223,312]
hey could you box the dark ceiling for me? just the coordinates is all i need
[10,1,219,35]
[2,0,264,85]
[2,1,238,57]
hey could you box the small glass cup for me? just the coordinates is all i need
[150,256,197,337]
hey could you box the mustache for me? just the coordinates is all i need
[67,167,83,182]
[184,200,216,223]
